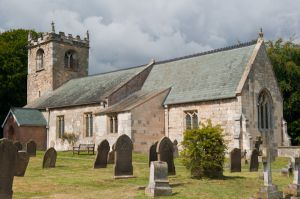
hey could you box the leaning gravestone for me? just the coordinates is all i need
[26,140,37,157]
[149,142,158,167]
[230,148,241,172]
[14,151,30,176]
[43,147,57,168]
[107,143,115,164]
[0,138,18,199]
[145,161,172,197]
[173,139,179,159]
[114,134,134,179]
[250,149,259,172]
[94,140,110,168]
[14,141,22,151]
[156,137,176,175]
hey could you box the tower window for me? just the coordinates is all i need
[64,50,78,70]
[36,49,44,70]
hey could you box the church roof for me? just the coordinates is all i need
[26,65,148,109]
[141,41,257,105]
[1,107,47,127]
[26,40,258,109]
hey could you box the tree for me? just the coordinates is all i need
[0,29,38,138]
[266,39,300,145]
[181,120,226,179]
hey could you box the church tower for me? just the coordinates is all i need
[27,22,89,104]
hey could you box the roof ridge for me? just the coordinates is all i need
[155,39,257,65]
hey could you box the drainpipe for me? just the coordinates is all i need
[164,105,169,137]
[46,107,50,149]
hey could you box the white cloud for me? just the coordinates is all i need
[0,0,299,74]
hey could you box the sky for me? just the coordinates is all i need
[0,0,299,74]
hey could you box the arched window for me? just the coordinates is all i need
[257,90,273,131]
[36,49,44,70]
[64,50,78,70]
[185,110,198,130]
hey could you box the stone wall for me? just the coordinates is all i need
[166,97,242,152]
[27,42,54,104]
[46,104,101,150]
[278,146,300,157]
[240,43,284,151]
[3,115,46,150]
[131,90,169,152]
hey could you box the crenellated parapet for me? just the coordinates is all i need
[28,24,89,49]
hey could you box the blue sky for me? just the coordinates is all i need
[0,0,299,74]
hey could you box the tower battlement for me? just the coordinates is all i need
[27,22,89,49]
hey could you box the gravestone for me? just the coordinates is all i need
[14,142,22,151]
[173,139,179,159]
[283,157,300,198]
[42,147,57,168]
[148,142,158,167]
[250,149,259,172]
[114,135,134,179]
[0,138,18,199]
[14,151,30,176]
[145,161,172,197]
[107,143,115,164]
[230,148,241,172]
[94,140,110,168]
[156,137,175,175]
[26,140,37,157]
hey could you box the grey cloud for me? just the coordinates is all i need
[0,0,299,74]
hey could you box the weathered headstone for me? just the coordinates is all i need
[26,140,37,157]
[107,143,115,164]
[230,148,241,172]
[94,140,110,168]
[114,135,134,179]
[14,151,30,176]
[156,137,175,175]
[283,157,300,198]
[42,147,57,168]
[173,139,179,159]
[0,138,18,199]
[148,142,158,167]
[250,149,259,172]
[145,161,172,197]
[14,142,22,151]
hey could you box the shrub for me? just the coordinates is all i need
[180,120,226,179]
[62,133,79,147]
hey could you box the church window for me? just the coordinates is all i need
[57,115,64,138]
[109,115,118,134]
[85,113,93,137]
[64,50,78,70]
[36,49,44,70]
[185,111,198,130]
[257,90,273,131]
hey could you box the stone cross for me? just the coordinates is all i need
[145,161,172,197]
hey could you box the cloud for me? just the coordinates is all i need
[0,0,299,74]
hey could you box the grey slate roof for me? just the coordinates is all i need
[98,89,169,114]
[26,65,147,109]
[1,107,47,127]
[141,41,256,105]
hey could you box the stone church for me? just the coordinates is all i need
[1,24,290,154]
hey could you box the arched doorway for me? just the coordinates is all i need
[7,126,15,141]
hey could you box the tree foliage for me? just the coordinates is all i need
[266,39,300,145]
[180,120,226,179]
[0,29,38,138]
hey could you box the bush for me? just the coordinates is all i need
[180,120,226,179]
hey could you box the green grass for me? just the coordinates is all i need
[13,151,292,199]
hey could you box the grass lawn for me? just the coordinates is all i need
[13,151,292,199]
